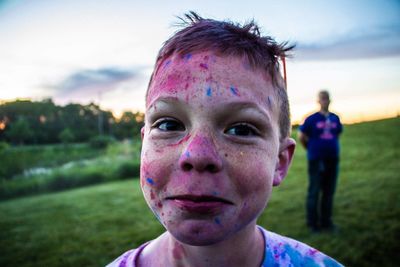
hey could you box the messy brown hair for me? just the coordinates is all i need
[147,11,295,139]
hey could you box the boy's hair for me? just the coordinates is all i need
[147,11,295,139]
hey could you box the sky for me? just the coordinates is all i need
[0,0,399,124]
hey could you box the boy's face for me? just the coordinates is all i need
[141,51,294,245]
[318,93,330,111]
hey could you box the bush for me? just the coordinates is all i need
[59,128,75,144]
[0,141,9,152]
[116,162,140,179]
[89,135,115,149]
[47,171,106,192]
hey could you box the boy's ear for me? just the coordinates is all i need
[273,138,296,186]
[141,126,145,140]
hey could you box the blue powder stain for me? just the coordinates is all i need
[185,151,190,158]
[230,86,239,96]
[146,177,155,185]
[206,87,212,97]
[214,217,221,225]
[183,53,192,61]
[212,191,219,196]
[164,59,171,67]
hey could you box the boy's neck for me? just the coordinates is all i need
[319,109,329,116]
[140,223,264,267]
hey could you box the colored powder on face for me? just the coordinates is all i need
[164,74,180,92]
[199,63,208,69]
[169,134,191,146]
[185,151,190,158]
[206,86,212,97]
[214,217,221,225]
[230,86,240,96]
[164,59,172,68]
[146,177,155,185]
[183,53,192,61]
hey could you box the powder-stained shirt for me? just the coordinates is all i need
[106,226,343,267]
[299,112,343,160]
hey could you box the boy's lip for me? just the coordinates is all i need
[166,194,234,204]
[165,195,234,214]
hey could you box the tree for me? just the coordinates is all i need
[6,117,32,145]
[58,128,75,144]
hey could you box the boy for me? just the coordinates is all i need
[298,90,343,232]
[108,12,342,266]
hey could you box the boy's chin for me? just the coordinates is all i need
[167,220,234,246]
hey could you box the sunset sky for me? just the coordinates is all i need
[0,0,399,124]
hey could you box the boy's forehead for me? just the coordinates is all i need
[147,51,278,114]
[153,51,270,83]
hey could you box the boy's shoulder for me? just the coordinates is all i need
[106,242,149,267]
[259,226,343,267]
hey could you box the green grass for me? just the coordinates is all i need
[0,117,399,266]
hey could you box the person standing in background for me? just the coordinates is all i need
[298,90,343,232]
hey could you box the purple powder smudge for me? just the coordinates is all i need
[199,63,208,69]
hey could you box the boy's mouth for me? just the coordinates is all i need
[166,195,233,204]
[165,195,234,214]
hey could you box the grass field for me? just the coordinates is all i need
[0,117,399,266]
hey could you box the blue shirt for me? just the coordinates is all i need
[299,112,342,160]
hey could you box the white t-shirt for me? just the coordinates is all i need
[107,226,343,267]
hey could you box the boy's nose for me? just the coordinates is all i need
[178,134,223,173]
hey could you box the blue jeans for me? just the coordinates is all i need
[306,158,339,228]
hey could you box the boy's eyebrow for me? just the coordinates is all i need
[148,96,180,111]
[149,97,273,123]
[220,101,273,124]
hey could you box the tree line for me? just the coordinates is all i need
[0,99,144,145]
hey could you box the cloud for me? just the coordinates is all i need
[295,25,400,61]
[48,65,151,106]
[56,67,139,95]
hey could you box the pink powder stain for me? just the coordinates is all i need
[168,134,191,147]
[157,201,163,208]
[172,242,187,260]
[164,74,181,93]
[150,190,155,200]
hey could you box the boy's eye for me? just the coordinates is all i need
[154,119,185,131]
[225,124,258,136]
